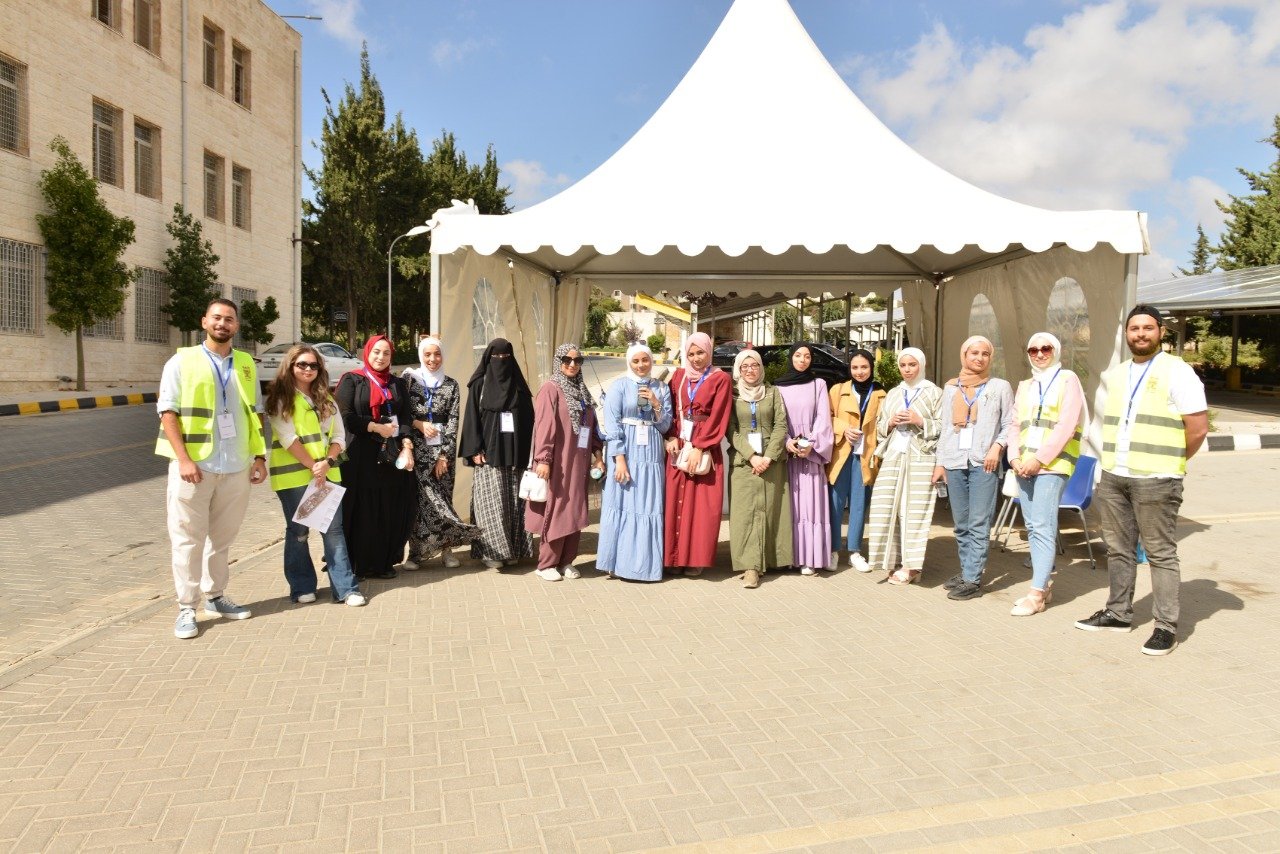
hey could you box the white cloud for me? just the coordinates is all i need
[432,37,484,68]
[308,0,367,50]
[501,160,573,210]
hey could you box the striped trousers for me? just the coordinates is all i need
[865,450,937,573]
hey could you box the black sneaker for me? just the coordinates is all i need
[1141,628,1177,656]
[947,581,983,600]
[1074,609,1132,632]
[942,573,964,590]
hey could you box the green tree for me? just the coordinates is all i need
[583,287,620,347]
[162,204,221,346]
[1179,224,1214,276]
[875,350,902,388]
[773,304,800,341]
[35,137,136,391]
[238,296,280,349]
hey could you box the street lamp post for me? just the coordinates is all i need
[387,224,431,341]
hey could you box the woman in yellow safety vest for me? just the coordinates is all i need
[1004,332,1086,616]
[265,344,366,607]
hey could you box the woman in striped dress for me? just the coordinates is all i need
[866,348,943,585]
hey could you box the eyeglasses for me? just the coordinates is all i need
[294,361,320,371]
[560,355,585,366]
[1026,346,1054,356]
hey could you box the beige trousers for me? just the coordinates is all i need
[166,461,252,608]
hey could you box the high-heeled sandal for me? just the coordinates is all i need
[1010,588,1049,616]
[887,569,919,586]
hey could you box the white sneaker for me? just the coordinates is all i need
[849,553,871,573]
[441,551,460,568]
[535,567,563,582]
[562,565,581,580]
[482,559,504,569]
[296,593,317,604]
[800,566,816,576]
[827,554,840,572]
[344,592,367,607]
[400,558,420,571]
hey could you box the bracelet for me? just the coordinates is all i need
[253,455,266,461]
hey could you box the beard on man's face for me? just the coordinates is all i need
[1126,333,1160,357]
[206,327,234,343]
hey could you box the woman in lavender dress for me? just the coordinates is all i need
[774,343,835,576]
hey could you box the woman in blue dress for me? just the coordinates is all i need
[597,342,673,581]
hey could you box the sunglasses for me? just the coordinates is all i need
[294,361,320,371]
[1026,346,1055,356]
[560,355,585,366]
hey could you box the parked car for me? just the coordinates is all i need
[755,343,850,386]
[253,342,363,392]
[711,341,748,368]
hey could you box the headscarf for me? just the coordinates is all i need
[897,347,927,389]
[947,334,994,428]
[1026,332,1063,380]
[849,348,878,399]
[551,342,595,434]
[406,336,445,389]
[733,349,766,403]
[773,342,818,387]
[681,332,717,382]
[468,338,530,411]
[624,342,654,383]
[361,335,394,419]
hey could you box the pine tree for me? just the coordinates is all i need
[1178,224,1214,276]
[162,204,221,346]
[1215,115,1280,270]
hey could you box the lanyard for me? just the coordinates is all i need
[202,346,233,412]
[856,388,871,420]
[363,368,392,415]
[749,399,758,430]
[683,371,708,418]
[1033,368,1062,425]
[423,384,435,417]
[1126,355,1158,423]
[902,387,921,412]
[958,382,986,426]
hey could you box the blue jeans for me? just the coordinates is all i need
[276,484,361,602]
[945,465,999,583]
[1018,472,1067,591]
[829,456,871,554]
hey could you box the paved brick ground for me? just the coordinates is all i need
[2,407,1278,850]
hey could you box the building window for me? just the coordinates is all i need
[202,21,223,92]
[231,164,250,230]
[133,120,160,199]
[84,309,124,340]
[0,237,45,335]
[203,151,224,221]
[0,55,26,155]
[94,0,121,30]
[134,0,159,53]
[92,100,123,187]
[232,43,251,109]
[134,266,169,344]
[231,286,256,352]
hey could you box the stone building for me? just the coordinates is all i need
[0,0,301,390]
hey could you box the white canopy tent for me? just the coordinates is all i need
[430,0,1147,442]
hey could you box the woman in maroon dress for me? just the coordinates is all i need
[663,332,732,576]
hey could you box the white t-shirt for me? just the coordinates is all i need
[1111,354,1206,479]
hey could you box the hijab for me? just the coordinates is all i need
[1026,332,1063,379]
[733,349,766,403]
[406,336,445,389]
[681,332,717,382]
[551,342,595,434]
[947,334,994,428]
[897,347,927,390]
[361,335,394,419]
[468,337,531,412]
[624,342,654,384]
[849,348,878,399]
[774,342,818,387]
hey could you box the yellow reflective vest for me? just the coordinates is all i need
[270,393,343,491]
[155,347,264,461]
[1015,370,1080,477]
[1100,355,1187,476]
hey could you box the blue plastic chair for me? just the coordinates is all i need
[1056,455,1099,570]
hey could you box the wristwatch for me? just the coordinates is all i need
[326,456,340,467]
[254,455,266,462]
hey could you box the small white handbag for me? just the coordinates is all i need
[518,468,547,502]
[676,442,713,476]
[1002,468,1021,498]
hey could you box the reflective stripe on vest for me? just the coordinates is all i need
[1016,376,1079,476]
[155,347,264,461]
[270,393,342,491]
[1100,356,1187,476]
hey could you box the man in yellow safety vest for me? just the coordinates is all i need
[1074,304,1208,656]
[156,298,268,639]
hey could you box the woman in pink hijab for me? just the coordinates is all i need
[662,332,732,576]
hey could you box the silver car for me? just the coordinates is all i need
[254,342,363,391]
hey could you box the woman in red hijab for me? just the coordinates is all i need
[335,336,416,580]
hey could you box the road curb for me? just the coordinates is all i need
[0,391,157,417]
[1206,433,1280,452]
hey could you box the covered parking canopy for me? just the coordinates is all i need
[430,0,1148,430]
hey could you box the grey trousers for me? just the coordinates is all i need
[1097,470,1184,632]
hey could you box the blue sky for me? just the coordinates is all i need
[264,0,1280,281]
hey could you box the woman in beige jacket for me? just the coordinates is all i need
[826,349,886,572]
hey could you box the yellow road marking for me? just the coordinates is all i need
[17,401,41,415]
[1181,510,1280,525]
[0,440,153,473]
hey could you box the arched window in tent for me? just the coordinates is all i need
[967,293,1006,380]
[531,290,549,384]
[1046,277,1090,385]
[471,277,505,369]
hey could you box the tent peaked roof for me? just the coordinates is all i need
[433,0,1147,275]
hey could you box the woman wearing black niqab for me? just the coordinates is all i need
[459,338,535,568]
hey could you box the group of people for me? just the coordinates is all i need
[159,299,1205,656]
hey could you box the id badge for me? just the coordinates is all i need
[636,424,650,446]
[958,426,974,450]
[387,415,399,432]
[216,411,237,440]
[1024,427,1045,451]
[853,435,865,456]
[500,411,515,433]
[577,425,591,449]
[424,429,442,446]
[748,432,764,455]
[679,420,693,442]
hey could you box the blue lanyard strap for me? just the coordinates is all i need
[1126,355,1157,422]
[683,372,707,417]
[202,346,233,411]
[1034,368,1062,424]
[423,384,435,416]
[749,399,758,430]
[857,389,871,419]
[902,388,921,411]
[958,383,986,425]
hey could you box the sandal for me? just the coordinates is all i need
[684,566,704,577]
[887,569,919,586]
[1010,588,1049,616]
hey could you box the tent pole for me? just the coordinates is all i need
[845,291,852,351]
[932,277,944,384]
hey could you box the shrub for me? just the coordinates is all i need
[647,333,666,354]
[764,348,789,385]
[1191,336,1263,370]
[875,350,902,388]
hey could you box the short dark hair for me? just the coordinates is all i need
[206,297,239,317]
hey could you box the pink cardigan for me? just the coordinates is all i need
[1005,370,1085,467]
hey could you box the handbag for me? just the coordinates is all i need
[518,468,548,502]
[1002,468,1021,498]
[676,442,713,476]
